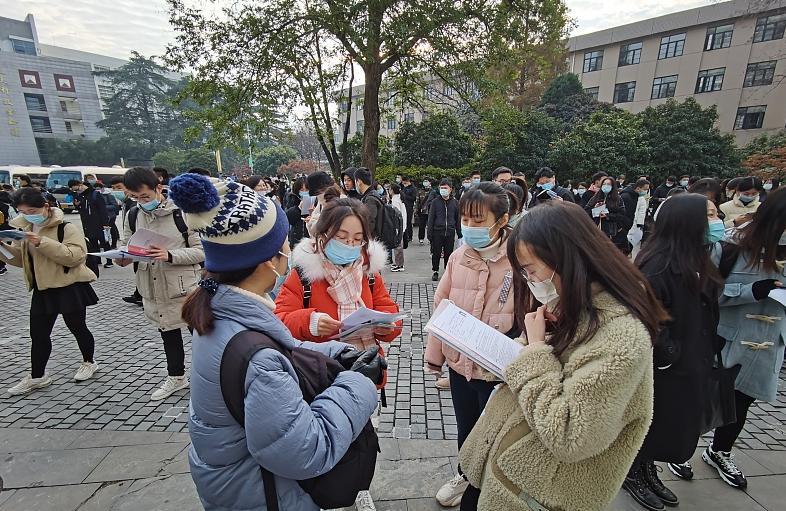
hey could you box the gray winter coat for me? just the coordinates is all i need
[188,285,378,511]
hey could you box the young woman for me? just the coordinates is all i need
[305,171,341,236]
[720,176,761,228]
[760,178,780,202]
[427,178,462,282]
[705,187,786,489]
[2,188,100,395]
[275,198,401,353]
[458,200,666,511]
[502,182,525,227]
[390,183,408,272]
[584,176,631,252]
[168,174,379,511]
[424,183,516,508]
[284,176,310,248]
[626,194,725,511]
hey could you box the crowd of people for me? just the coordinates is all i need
[0,164,783,511]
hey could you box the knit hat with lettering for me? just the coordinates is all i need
[168,174,289,272]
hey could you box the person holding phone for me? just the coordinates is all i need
[585,177,631,252]
[527,167,575,209]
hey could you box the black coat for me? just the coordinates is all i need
[528,185,575,209]
[74,187,109,237]
[619,186,639,225]
[426,196,461,240]
[584,192,631,250]
[638,260,721,463]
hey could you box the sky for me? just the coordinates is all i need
[0,0,718,61]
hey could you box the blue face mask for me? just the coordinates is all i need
[540,182,554,191]
[601,184,613,194]
[139,199,160,212]
[707,219,725,244]
[324,239,362,265]
[461,221,501,249]
[24,213,47,225]
[439,188,450,198]
[112,190,126,201]
[270,251,291,299]
[299,191,310,199]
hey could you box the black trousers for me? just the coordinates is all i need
[431,230,455,272]
[30,309,95,378]
[404,204,414,242]
[418,214,428,241]
[160,328,186,377]
[450,368,498,450]
[461,485,481,511]
[85,234,101,277]
[712,390,756,452]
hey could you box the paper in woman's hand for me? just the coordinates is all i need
[0,230,25,240]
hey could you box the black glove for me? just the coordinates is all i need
[752,279,779,301]
[350,348,388,386]
[336,347,364,370]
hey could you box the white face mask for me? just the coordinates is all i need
[527,271,559,306]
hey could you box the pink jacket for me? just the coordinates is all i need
[424,240,515,381]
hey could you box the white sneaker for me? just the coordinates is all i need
[435,377,451,390]
[355,490,376,511]
[151,376,189,401]
[74,362,99,381]
[436,473,468,507]
[8,374,52,395]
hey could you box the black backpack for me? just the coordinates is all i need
[220,330,379,510]
[102,192,119,218]
[127,205,190,247]
[366,194,403,250]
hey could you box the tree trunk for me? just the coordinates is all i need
[361,62,382,173]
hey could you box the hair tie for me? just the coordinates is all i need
[198,278,219,295]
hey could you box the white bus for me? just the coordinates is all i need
[0,165,57,187]
[47,166,129,212]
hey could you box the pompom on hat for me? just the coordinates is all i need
[168,174,289,273]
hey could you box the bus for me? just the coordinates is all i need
[47,166,129,212]
[0,166,56,187]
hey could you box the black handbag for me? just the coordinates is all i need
[699,349,741,434]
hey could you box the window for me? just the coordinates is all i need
[356,120,364,132]
[404,112,415,123]
[19,70,41,89]
[651,75,678,99]
[735,106,766,129]
[356,102,363,111]
[60,100,69,113]
[24,93,47,113]
[29,116,52,134]
[613,81,636,103]
[618,42,642,66]
[659,33,686,59]
[387,118,397,130]
[11,38,36,55]
[744,61,777,87]
[54,74,76,93]
[583,50,603,72]
[695,68,725,93]
[753,13,786,43]
[443,84,455,97]
[704,24,734,50]
[584,87,599,100]
[65,121,73,133]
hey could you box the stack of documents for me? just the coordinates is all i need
[425,300,524,381]
[88,228,169,262]
[339,307,407,339]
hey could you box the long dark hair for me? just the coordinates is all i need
[736,187,786,273]
[313,198,372,260]
[182,266,259,335]
[636,194,722,292]
[588,177,621,207]
[507,201,668,357]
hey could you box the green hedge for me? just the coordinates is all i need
[374,165,473,186]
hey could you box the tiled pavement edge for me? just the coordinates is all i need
[0,241,785,510]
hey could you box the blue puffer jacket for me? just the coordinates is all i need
[188,285,378,511]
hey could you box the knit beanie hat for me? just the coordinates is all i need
[168,174,289,273]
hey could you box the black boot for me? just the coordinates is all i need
[623,462,665,511]
[643,460,679,507]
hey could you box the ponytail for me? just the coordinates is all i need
[181,266,259,335]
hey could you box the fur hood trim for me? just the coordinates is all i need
[292,237,388,282]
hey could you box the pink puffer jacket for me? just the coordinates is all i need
[424,240,515,381]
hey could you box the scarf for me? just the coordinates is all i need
[322,257,374,348]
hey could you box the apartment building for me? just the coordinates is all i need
[567,0,786,145]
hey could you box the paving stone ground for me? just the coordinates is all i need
[0,237,784,510]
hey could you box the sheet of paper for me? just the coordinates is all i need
[300,196,314,216]
[88,248,154,262]
[126,228,172,256]
[341,307,407,330]
[769,288,786,307]
[0,230,25,240]
[592,205,609,218]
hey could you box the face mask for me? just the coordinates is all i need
[112,190,126,201]
[472,178,480,185]
[738,195,756,205]
[24,213,47,224]
[638,189,649,197]
[707,219,725,244]
[423,182,431,188]
[299,191,310,199]
[726,189,735,198]
[527,271,559,306]
[139,199,160,211]
[395,178,402,184]
[680,180,689,187]
[540,182,554,191]
[324,239,362,265]
[86,179,97,186]
[439,188,450,198]
[462,183,471,189]
[13,180,20,187]
[577,188,587,196]
[270,251,291,298]
[601,184,612,194]
[461,221,500,250]
[764,183,773,191]
[666,182,674,188]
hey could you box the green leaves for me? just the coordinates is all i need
[478,104,558,174]
[394,113,474,169]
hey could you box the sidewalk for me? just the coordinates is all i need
[0,241,784,510]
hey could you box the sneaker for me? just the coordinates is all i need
[355,490,376,511]
[151,376,189,401]
[622,464,665,511]
[431,271,439,282]
[0,267,7,275]
[419,240,424,245]
[702,446,747,489]
[74,362,99,382]
[122,294,143,306]
[436,473,469,507]
[7,374,52,396]
[643,461,679,506]
[435,377,450,390]
[667,461,693,480]
[391,266,405,272]
[103,262,114,268]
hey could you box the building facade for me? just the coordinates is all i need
[567,0,786,145]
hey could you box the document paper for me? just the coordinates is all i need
[425,300,524,381]
[769,288,786,308]
[339,307,408,339]
[88,228,167,262]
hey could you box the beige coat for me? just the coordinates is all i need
[121,199,204,331]
[459,291,654,511]
[425,241,515,380]
[720,197,760,228]
[0,208,96,291]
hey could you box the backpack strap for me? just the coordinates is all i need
[219,329,286,511]
[172,209,190,248]
[57,222,70,274]
[295,266,311,308]
[368,273,376,292]
[128,205,139,233]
